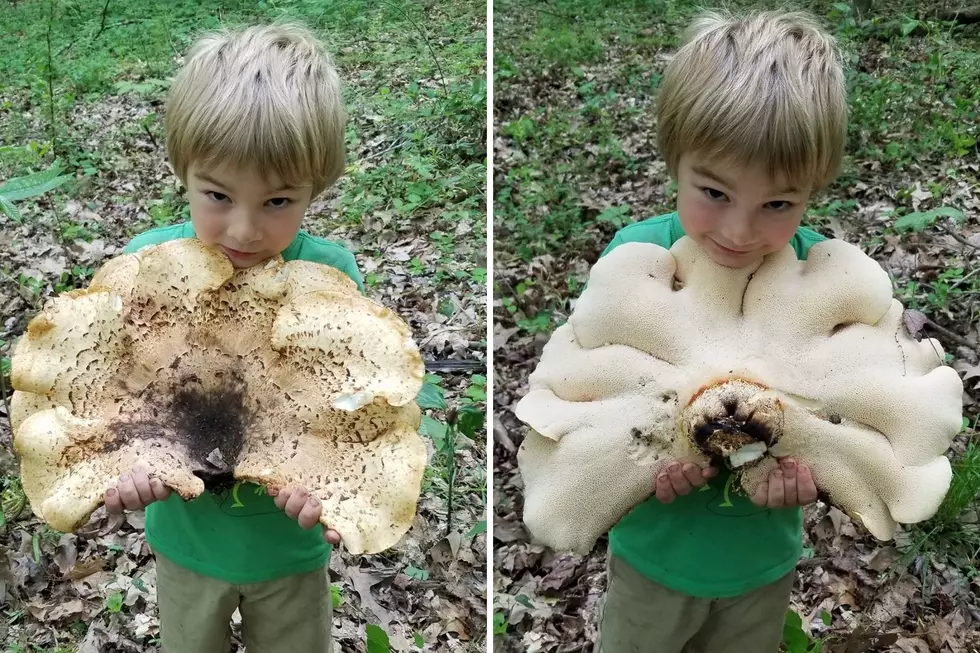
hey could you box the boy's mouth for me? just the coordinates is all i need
[221,245,258,261]
[710,239,753,256]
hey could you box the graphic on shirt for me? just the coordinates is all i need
[698,472,768,517]
[201,482,281,518]
[229,481,268,508]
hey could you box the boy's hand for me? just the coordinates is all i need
[104,465,172,514]
[750,458,819,508]
[272,486,342,545]
[654,463,718,503]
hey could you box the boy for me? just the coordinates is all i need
[593,11,846,653]
[101,23,359,653]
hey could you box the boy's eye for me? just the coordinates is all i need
[701,187,728,202]
[206,191,229,202]
[765,200,793,211]
[267,197,291,208]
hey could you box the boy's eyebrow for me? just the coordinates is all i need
[194,172,230,190]
[691,164,736,190]
[194,173,303,193]
[690,164,801,195]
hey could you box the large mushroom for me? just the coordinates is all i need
[11,239,427,554]
[515,237,964,554]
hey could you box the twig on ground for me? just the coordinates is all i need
[362,136,410,162]
[943,226,980,253]
[92,0,112,41]
[925,317,979,352]
[381,1,449,97]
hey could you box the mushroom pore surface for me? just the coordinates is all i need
[515,237,963,554]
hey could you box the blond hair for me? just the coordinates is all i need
[657,10,846,190]
[165,22,346,197]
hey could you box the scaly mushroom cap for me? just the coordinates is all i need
[11,239,427,554]
[515,237,963,554]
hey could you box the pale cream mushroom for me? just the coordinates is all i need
[516,237,963,554]
[11,239,426,554]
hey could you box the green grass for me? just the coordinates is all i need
[895,435,980,581]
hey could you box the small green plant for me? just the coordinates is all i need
[16,274,44,302]
[366,624,392,653]
[781,608,830,652]
[0,160,73,221]
[892,436,980,584]
[596,205,631,229]
[893,207,964,233]
[417,373,486,534]
[517,310,553,335]
[493,610,508,635]
[404,565,429,580]
[330,584,343,608]
[105,591,124,614]
[54,266,96,294]
[0,476,27,526]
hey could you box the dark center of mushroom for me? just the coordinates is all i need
[694,417,773,456]
[171,374,249,489]
[685,384,783,468]
[105,366,253,491]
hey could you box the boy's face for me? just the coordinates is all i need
[186,162,314,269]
[676,153,812,269]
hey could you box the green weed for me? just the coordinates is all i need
[417,373,486,535]
[781,608,832,652]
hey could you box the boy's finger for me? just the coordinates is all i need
[105,488,123,514]
[797,465,819,504]
[324,528,342,545]
[273,487,292,510]
[150,477,172,502]
[667,464,691,494]
[284,488,309,519]
[767,471,785,507]
[115,476,140,511]
[681,463,703,487]
[782,474,799,507]
[779,458,798,480]
[297,496,321,529]
[750,479,769,507]
[655,474,676,504]
[131,470,155,506]
[702,466,719,479]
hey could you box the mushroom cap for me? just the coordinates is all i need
[515,237,963,554]
[11,239,427,554]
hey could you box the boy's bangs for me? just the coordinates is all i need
[191,104,319,190]
[683,103,826,192]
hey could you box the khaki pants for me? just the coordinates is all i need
[596,555,794,653]
[155,553,333,653]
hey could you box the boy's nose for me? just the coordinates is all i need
[227,210,262,244]
[720,210,755,247]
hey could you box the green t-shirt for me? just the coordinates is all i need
[601,213,826,598]
[122,222,363,583]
